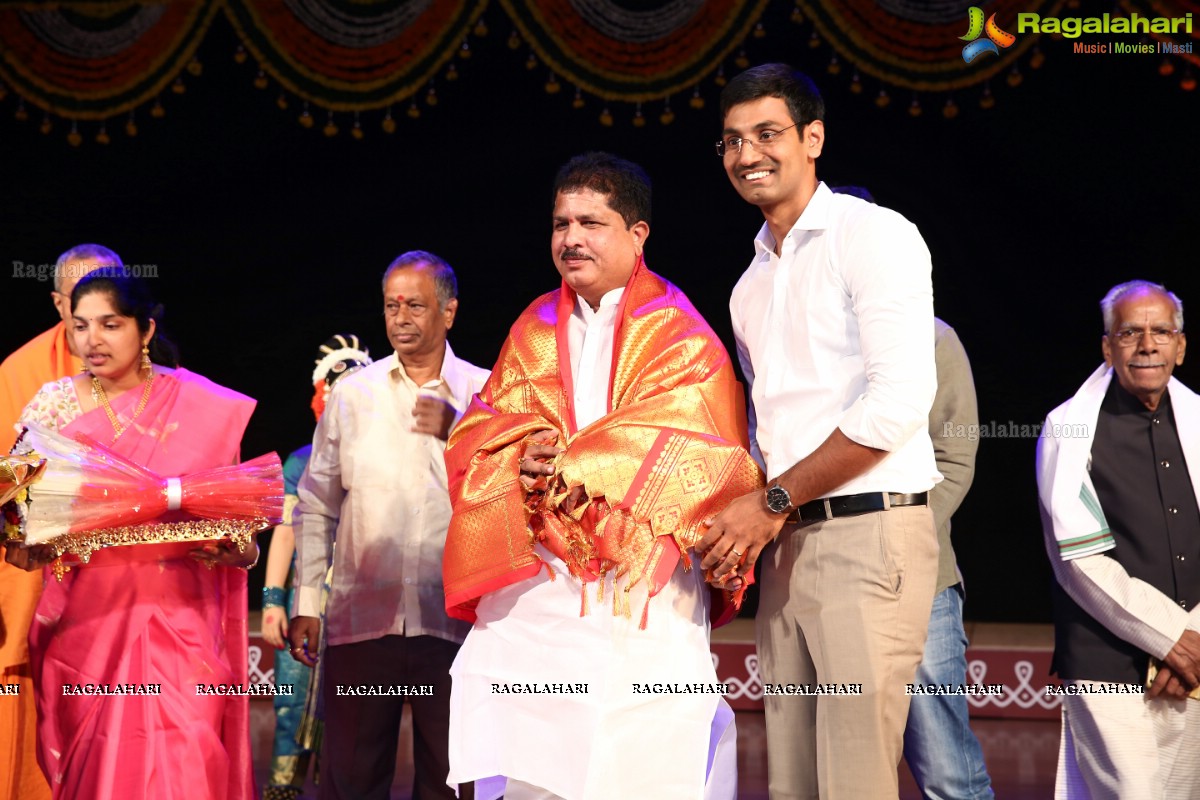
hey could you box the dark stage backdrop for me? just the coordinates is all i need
[2,5,1197,622]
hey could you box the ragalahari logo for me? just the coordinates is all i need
[961,7,1016,62]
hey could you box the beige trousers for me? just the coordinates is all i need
[756,505,939,800]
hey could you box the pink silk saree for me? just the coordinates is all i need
[27,368,256,800]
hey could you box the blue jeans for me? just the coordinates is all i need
[903,585,994,800]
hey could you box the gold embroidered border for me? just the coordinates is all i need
[42,518,269,579]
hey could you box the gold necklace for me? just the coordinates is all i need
[90,372,155,442]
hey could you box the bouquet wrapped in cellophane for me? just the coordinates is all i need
[0,453,46,508]
[2,424,283,572]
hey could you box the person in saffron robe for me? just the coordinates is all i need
[3,268,258,800]
[0,244,120,452]
[442,152,762,800]
[0,243,115,800]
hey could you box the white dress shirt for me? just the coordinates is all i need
[730,182,940,493]
[568,287,622,429]
[294,343,489,647]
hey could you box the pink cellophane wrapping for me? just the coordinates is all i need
[15,423,283,547]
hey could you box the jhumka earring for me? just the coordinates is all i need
[141,344,152,378]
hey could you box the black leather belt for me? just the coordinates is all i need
[789,492,928,523]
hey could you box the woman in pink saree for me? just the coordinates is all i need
[4,268,257,799]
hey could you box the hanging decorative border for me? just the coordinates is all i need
[500,0,769,102]
[223,0,487,110]
[0,1,218,119]
[794,0,1059,92]
[0,0,1193,143]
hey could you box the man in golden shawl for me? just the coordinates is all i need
[442,153,762,800]
[0,243,113,800]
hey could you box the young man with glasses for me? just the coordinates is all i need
[698,63,941,798]
[1037,279,1199,798]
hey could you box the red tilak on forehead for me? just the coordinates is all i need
[394,294,405,302]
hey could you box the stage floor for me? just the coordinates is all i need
[250,704,1061,798]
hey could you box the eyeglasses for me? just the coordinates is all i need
[715,123,799,157]
[1108,327,1181,347]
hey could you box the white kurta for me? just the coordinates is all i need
[447,289,737,800]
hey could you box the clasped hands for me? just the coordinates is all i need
[695,490,787,592]
[519,430,585,513]
[518,431,784,589]
[1148,629,1200,700]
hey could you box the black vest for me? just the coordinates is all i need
[1051,382,1200,683]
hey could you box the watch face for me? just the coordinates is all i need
[766,484,790,513]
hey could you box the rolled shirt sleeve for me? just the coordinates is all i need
[836,211,936,453]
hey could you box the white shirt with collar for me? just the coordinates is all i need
[730,181,940,494]
[294,342,489,647]
[568,286,623,428]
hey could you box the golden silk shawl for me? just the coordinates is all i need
[444,263,762,627]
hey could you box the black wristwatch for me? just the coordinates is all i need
[765,483,793,514]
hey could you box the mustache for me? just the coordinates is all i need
[560,249,591,261]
